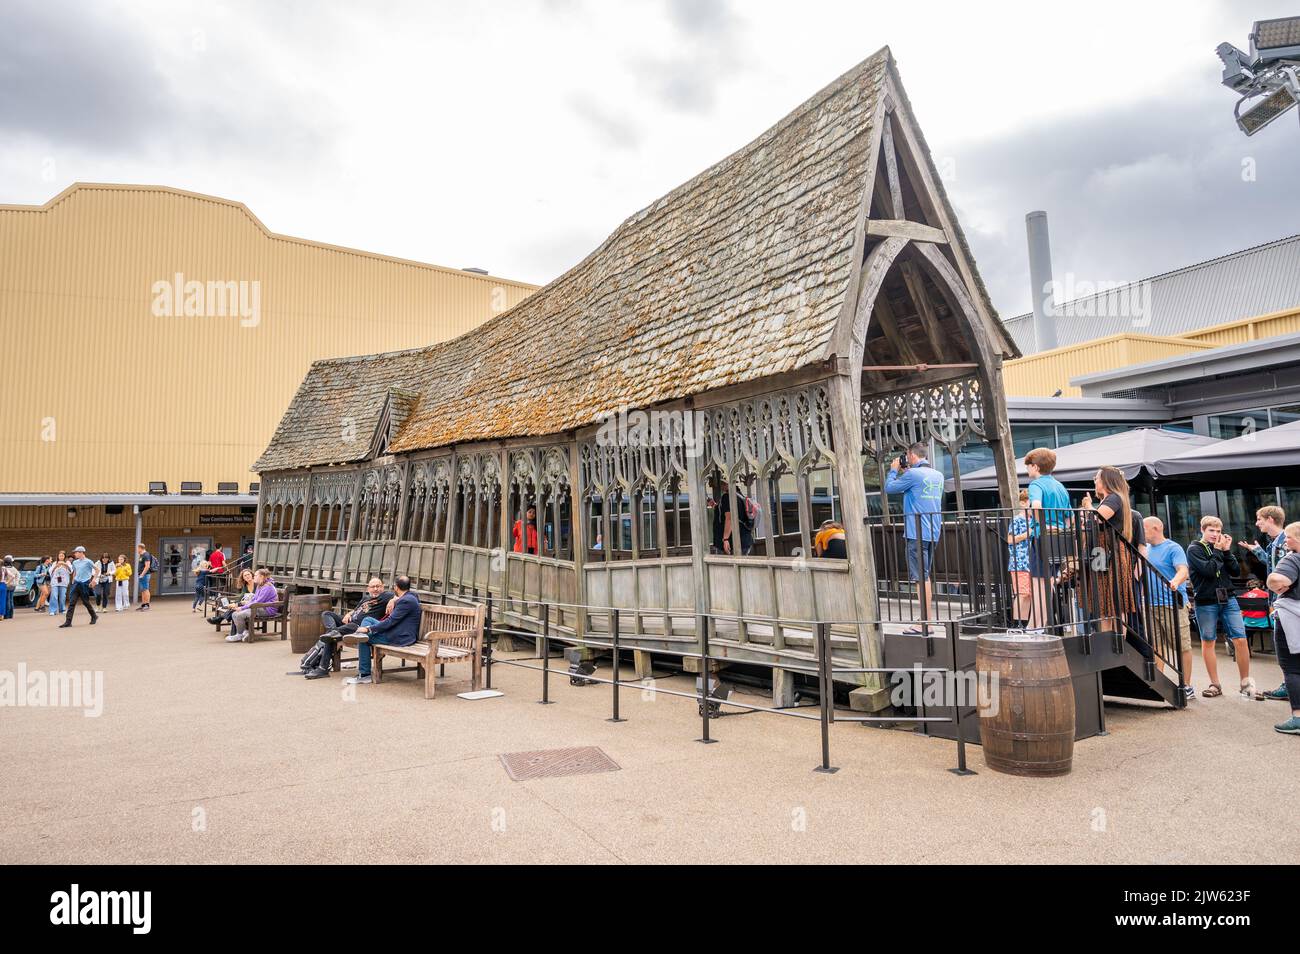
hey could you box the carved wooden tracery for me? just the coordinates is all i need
[402,457,452,544]
[260,473,309,538]
[453,453,501,550]
[860,376,986,511]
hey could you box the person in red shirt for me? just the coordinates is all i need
[207,546,226,574]
[512,505,539,554]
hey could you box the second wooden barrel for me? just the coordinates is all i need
[288,593,334,653]
[975,633,1075,777]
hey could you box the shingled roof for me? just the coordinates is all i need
[256,48,1002,473]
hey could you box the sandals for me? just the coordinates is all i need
[1202,683,1222,698]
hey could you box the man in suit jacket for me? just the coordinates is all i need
[343,576,420,685]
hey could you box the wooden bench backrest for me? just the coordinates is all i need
[419,602,485,640]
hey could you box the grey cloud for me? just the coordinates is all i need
[939,84,1300,319]
[0,0,331,163]
[0,0,178,150]
[665,0,738,39]
[629,0,747,114]
[568,92,644,149]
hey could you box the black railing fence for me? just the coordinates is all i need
[375,503,1194,773]
[430,591,987,775]
[869,507,1186,686]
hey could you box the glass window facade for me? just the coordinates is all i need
[1208,408,1271,440]
[1011,424,1056,459]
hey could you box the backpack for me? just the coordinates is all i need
[299,638,330,673]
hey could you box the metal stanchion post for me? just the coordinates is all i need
[697,613,716,744]
[947,618,976,776]
[484,593,494,690]
[813,622,838,774]
[608,607,625,722]
[539,602,553,705]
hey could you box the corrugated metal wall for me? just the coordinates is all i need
[0,184,536,493]
[1003,234,1300,354]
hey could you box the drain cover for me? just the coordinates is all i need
[499,746,620,781]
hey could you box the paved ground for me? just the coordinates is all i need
[0,599,1293,864]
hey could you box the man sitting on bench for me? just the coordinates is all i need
[342,576,421,686]
[303,577,394,679]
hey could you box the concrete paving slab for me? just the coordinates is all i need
[0,600,1293,864]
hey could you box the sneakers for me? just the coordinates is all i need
[343,675,372,685]
[341,632,369,647]
[1274,716,1300,735]
[1239,678,1256,699]
[89,616,97,625]
[224,633,242,642]
[1182,685,1195,702]
[1262,684,1289,701]
[57,622,71,628]
[304,667,330,680]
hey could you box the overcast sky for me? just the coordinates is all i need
[3,0,1297,318]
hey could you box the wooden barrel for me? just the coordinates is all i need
[975,633,1075,777]
[288,593,333,653]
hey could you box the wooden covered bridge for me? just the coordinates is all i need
[253,48,1032,713]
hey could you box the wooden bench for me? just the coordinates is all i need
[224,587,287,641]
[372,603,484,699]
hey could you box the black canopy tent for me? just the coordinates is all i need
[1154,419,1300,484]
[950,428,1220,493]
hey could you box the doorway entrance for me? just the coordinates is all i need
[157,536,213,595]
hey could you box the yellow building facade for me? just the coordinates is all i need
[0,183,536,493]
[0,183,534,582]
[1003,306,1300,397]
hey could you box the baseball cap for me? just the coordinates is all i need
[73,546,86,553]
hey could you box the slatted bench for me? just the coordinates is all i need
[372,602,485,698]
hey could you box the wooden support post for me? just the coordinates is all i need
[771,666,799,709]
[568,437,588,641]
[684,422,712,656]
[881,114,905,220]
[827,369,890,712]
[388,460,412,582]
[872,291,920,368]
[900,259,953,364]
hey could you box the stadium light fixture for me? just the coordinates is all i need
[1217,16,1300,136]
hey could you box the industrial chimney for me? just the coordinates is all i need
[1025,211,1058,352]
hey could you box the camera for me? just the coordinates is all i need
[895,454,908,470]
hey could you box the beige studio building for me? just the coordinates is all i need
[0,182,535,598]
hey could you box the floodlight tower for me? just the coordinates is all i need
[1216,16,1300,135]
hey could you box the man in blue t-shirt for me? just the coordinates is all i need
[1143,516,1194,701]
[59,545,100,628]
[886,442,944,635]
